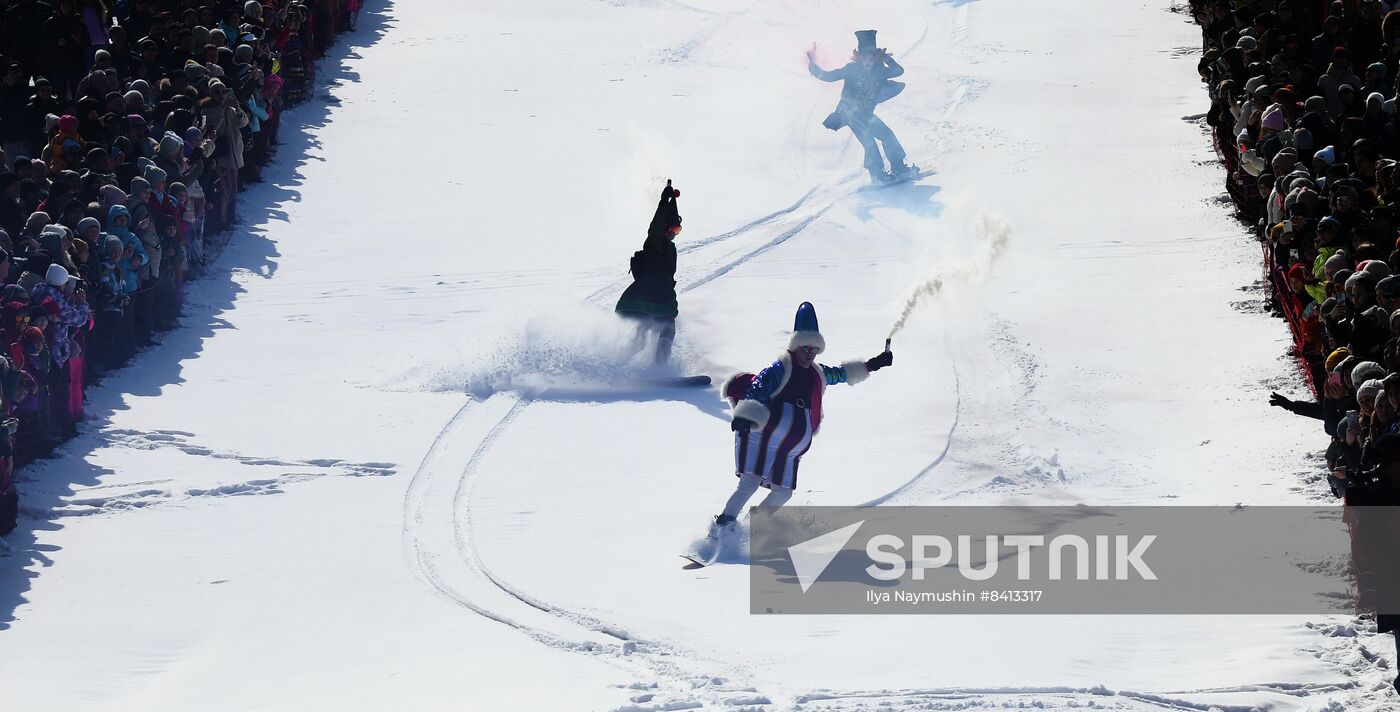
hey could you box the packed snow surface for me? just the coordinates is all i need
[3,0,1396,710]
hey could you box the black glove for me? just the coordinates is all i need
[731,417,754,434]
[865,350,893,372]
[1269,391,1291,409]
[662,179,676,200]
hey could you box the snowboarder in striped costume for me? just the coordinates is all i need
[715,302,893,528]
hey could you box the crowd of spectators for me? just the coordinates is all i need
[0,0,363,537]
[1193,0,1400,690]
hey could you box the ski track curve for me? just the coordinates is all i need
[400,397,563,644]
[402,392,768,709]
[401,395,617,652]
[859,333,962,507]
[452,397,639,643]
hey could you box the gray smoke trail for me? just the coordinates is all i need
[887,213,1012,339]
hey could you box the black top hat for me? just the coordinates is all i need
[855,29,879,55]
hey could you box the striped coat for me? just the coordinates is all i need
[731,351,870,489]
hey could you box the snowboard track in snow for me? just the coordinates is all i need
[401,393,771,708]
[15,428,398,520]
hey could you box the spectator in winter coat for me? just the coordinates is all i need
[126,178,161,281]
[1322,51,1366,118]
[15,210,48,251]
[0,174,26,239]
[199,80,248,224]
[144,166,180,230]
[44,114,84,172]
[43,0,89,99]
[105,204,145,293]
[1313,15,1348,69]
[0,63,31,164]
[32,263,86,371]
[20,79,57,157]
[95,233,123,308]
[154,131,200,189]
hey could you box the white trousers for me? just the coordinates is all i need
[721,472,793,520]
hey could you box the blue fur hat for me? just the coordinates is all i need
[789,301,826,353]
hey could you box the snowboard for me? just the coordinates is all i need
[681,521,730,569]
[680,554,710,569]
[865,165,934,189]
[642,375,711,388]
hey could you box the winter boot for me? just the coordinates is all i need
[890,162,917,180]
[869,168,893,185]
[653,323,675,367]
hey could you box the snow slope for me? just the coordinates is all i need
[2,0,1397,709]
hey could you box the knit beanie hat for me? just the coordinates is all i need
[1361,259,1393,278]
[159,133,182,158]
[1345,271,1375,291]
[1324,250,1351,277]
[1378,276,1400,299]
[1359,378,1387,407]
[1293,127,1314,156]
[99,185,126,206]
[142,165,167,187]
[44,263,68,287]
[1326,347,1352,372]
[1354,362,1387,386]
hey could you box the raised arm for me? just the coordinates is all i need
[647,181,679,237]
[883,54,904,78]
[820,348,893,386]
[808,55,848,82]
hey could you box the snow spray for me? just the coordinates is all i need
[887,211,1013,339]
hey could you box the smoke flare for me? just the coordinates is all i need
[887,212,1012,339]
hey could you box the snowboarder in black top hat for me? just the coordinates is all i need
[808,29,914,184]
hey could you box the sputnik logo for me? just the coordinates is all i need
[787,520,866,593]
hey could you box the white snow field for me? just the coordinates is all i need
[1,0,1397,709]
